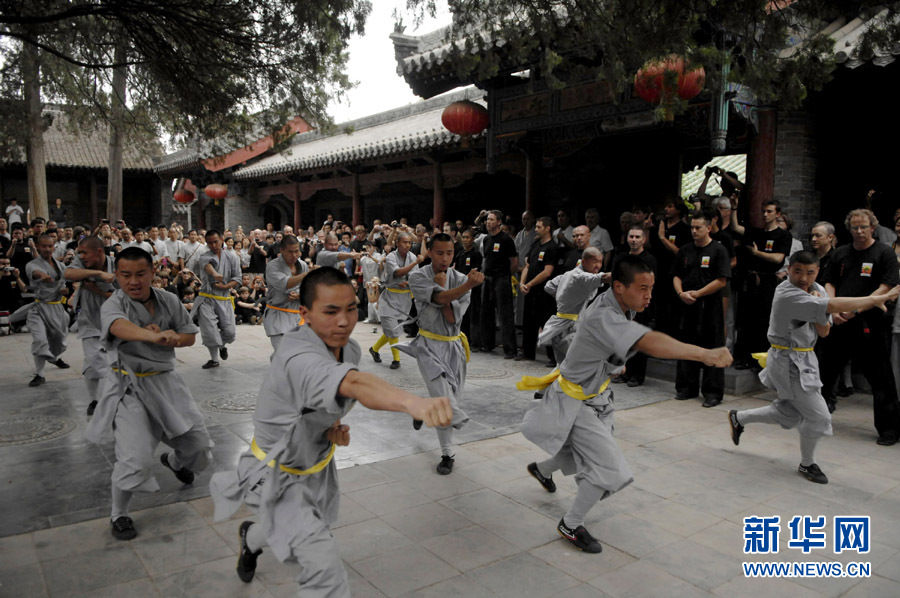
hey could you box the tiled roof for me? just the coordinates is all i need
[782,8,900,68]
[7,107,159,171]
[681,154,747,198]
[153,146,202,174]
[233,87,485,180]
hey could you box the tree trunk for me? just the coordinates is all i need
[106,41,127,223]
[23,38,48,221]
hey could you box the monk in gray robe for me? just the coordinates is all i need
[519,256,732,553]
[264,235,309,351]
[729,251,899,484]
[65,236,117,414]
[86,247,212,541]
[369,232,421,369]
[314,233,360,270]
[398,233,484,474]
[24,234,71,386]
[192,229,241,368]
[210,267,451,597]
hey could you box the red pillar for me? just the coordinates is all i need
[433,162,444,229]
[352,171,361,227]
[746,109,776,229]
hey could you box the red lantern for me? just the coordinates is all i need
[441,100,489,137]
[173,189,195,204]
[634,56,706,106]
[204,184,228,200]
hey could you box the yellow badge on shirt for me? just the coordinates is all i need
[765,239,774,251]
[576,259,582,268]
[668,235,676,243]
[701,255,710,268]
[861,262,873,277]
[493,243,500,252]
[538,251,545,261]
[465,257,471,266]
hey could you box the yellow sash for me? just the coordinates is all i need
[511,275,519,297]
[386,287,411,294]
[751,345,814,369]
[516,369,610,400]
[251,437,335,475]
[112,367,161,377]
[35,297,67,305]
[556,312,578,321]
[418,329,470,362]
[199,292,235,309]
[266,304,305,326]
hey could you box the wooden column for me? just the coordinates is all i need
[524,150,536,213]
[351,171,361,227]
[746,108,776,229]
[89,175,99,226]
[433,162,444,229]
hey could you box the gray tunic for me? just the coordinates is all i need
[192,248,241,347]
[379,250,416,338]
[210,325,360,564]
[264,257,308,339]
[538,268,605,360]
[315,250,345,270]
[522,289,648,492]
[25,256,69,360]
[67,255,116,378]
[397,265,470,428]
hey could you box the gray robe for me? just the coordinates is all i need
[264,257,308,346]
[67,255,116,379]
[379,250,416,338]
[397,265,470,429]
[315,250,345,270]
[25,256,69,360]
[523,289,648,493]
[537,268,605,361]
[192,248,241,348]
[86,288,211,492]
[210,325,360,595]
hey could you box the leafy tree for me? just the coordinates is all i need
[1,0,371,220]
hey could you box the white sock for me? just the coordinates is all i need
[34,356,46,377]
[246,521,267,552]
[111,485,133,520]
[208,346,219,361]
[800,435,819,467]
[437,427,455,457]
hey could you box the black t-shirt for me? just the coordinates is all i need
[816,249,833,285]
[561,249,583,273]
[248,246,268,273]
[673,240,731,295]
[454,247,483,274]
[746,227,792,273]
[349,239,366,253]
[822,242,900,297]
[612,250,658,277]
[482,232,517,277]
[711,230,736,261]
[0,272,23,311]
[654,220,691,273]
[268,242,281,260]
[524,239,559,290]
[9,241,34,282]
[0,235,10,253]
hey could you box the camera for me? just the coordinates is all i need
[3,266,12,273]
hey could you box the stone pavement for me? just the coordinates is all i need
[1,323,899,597]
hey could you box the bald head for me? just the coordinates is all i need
[573,225,590,250]
[324,233,340,251]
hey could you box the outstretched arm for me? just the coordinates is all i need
[338,370,452,427]
[635,331,733,367]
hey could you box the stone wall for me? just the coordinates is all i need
[223,182,263,231]
[773,110,819,241]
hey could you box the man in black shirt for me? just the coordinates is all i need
[479,210,519,358]
[248,233,269,273]
[654,199,691,336]
[6,225,35,284]
[820,209,900,445]
[455,228,484,350]
[519,217,559,362]
[732,199,793,369]
[560,225,591,273]
[0,256,26,314]
[672,211,732,407]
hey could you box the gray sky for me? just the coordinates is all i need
[327,1,452,123]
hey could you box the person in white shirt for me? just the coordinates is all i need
[5,199,25,226]
[585,208,614,267]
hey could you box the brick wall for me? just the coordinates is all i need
[773,110,819,242]
[223,182,263,231]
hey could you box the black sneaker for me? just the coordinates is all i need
[557,518,602,553]
[219,347,229,360]
[413,419,423,430]
[825,398,837,414]
[674,392,697,400]
[728,410,744,445]
[527,462,556,493]
[111,516,137,541]
[702,396,722,408]
[202,360,220,369]
[390,360,400,370]
[237,521,262,583]
[368,347,382,363]
[876,435,898,446]
[161,453,195,485]
[436,455,454,475]
[627,379,641,387]
[798,463,828,484]
[28,375,45,387]
[52,358,71,369]
[87,400,98,416]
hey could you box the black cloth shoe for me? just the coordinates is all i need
[702,396,722,408]
[626,379,641,387]
[527,462,556,493]
[202,360,220,369]
[390,360,400,369]
[436,455,454,475]
[836,385,854,398]
[219,347,229,360]
[544,360,557,368]
[798,463,828,484]
[825,397,837,414]
[611,376,627,384]
[87,400,98,416]
[368,347,382,363]
[51,358,70,369]
[728,410,744,446]
[28,375,45,387]
[237,521,263,583]
[161,453,195,485]
[557,518,602,553]
[413,419,423,430]
[674,392,697,400]
[503,353,515,360]
[111,516,137,541]
[876,435,898,446]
